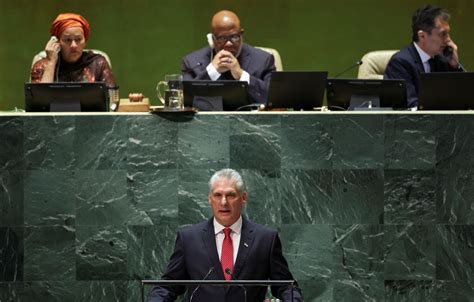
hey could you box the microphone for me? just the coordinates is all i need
[333,60,363,78]
[185,62,204,74]
[189,267,214,302]
[224,268,247,302]
[235,103,265,111]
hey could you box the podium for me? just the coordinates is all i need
[141,279,296,302]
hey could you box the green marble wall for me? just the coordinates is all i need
[0,113,473,301]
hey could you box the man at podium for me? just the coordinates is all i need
[148,169,303,302]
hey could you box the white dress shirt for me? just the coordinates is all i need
[206,63,250,83]
[213,216,242,264]
[414,42,433,73]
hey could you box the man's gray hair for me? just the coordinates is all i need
[208,168,246,193]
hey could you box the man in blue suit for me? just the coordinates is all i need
[148,169,303,302]
[181,10,276,105]
[384,5,463,108]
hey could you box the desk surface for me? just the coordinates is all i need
[1,110,474,117]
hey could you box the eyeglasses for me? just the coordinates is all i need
[213,34,241,44]
[211,192,239,202]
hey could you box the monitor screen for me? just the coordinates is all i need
[24,82,109,112]
[326,78,407,110]
[183,80,249,111]
[419,72,474,110]
[267,71,328,110]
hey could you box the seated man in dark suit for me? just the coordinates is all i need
[181,10,276,105]
[384,5,464,108]
[148,169,303,302]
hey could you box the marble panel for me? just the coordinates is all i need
[333,224,384,280]
[23,226,75,281]
[178,169,214,226]
[73,116,127,170]
[76,280,129,302]
[435,115,474,170]
[384,169,436,225]
[23,116,76,170]
[333,279,384,301]
[1,281,75,302]
[384,115,436,170]
[280,224,333,281]
[280,115,333,169]
[75,170,147,226]
[127,115,179,170]
[332,169,384,224]
[126,225,178,280]
[241,169,283,227]
[0,282,23,302]
[280,169,333,224]
[437,169,474,224]
[385,280,437,301]
[0,117,23,170]
[76,226,128,280]
[23,170,75,226]
[229,115,281,171]
[296,279,333,302]
[0,171,23,226]
[436,280,474,302]
[0,227,23,281]
[177,115,230,169]
[127,169,179,225]
[332,115,384,169]
[436,225,474,281]
[384,225,435,280]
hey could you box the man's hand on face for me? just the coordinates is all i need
[445,40,460,69]
[212,50,243,79]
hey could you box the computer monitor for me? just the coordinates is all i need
[326,78,407,110]
[24,82,109,112]
[267,71,328,110]
[418,72,474,110]
[183,80,249,111]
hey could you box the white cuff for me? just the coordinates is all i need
[206,63,221,81]
[239,70,250,84]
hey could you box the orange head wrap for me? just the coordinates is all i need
[50,13,91,41]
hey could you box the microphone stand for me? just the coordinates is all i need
[333,60,363,78]
[225,268,247,302]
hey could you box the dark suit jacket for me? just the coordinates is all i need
[384,43,461,108]
[148,217,303,302]
[181,44,276,104]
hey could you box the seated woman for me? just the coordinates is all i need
[31,13,116,87]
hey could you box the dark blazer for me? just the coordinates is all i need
[384,43,460,108]
[181,44,276,104]
[148,217,303,302]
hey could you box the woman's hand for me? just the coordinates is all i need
[45,36,60,62]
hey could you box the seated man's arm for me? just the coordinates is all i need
[269,232,303,302]
[147,232,188,302]
[181,56,211,81]
[247,53,276,104]
[384,57,418,108]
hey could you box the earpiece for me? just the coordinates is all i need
[206,33,214,49]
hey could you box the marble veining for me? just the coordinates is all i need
[0,113,472,301]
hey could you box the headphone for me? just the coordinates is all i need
[207,33,214,60]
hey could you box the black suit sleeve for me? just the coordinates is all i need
[384,57,418,108]
[269,232,304,302]
[181,56,211,81]
[247,53,276,104]
[147,232,188,302]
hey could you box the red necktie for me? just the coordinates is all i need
[221,227,233,280]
